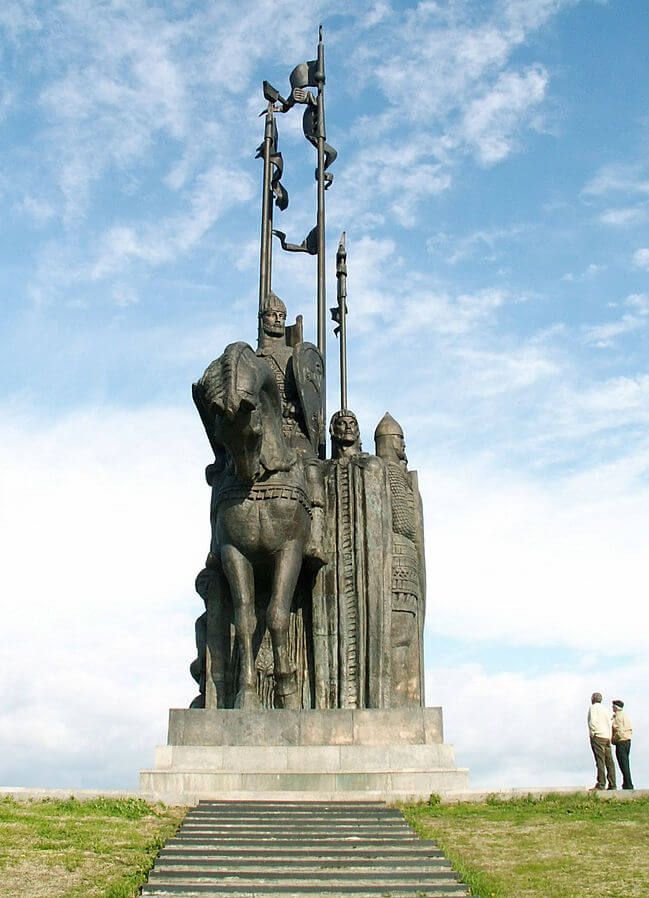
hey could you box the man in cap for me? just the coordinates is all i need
[611,699,634,790]
[588,692,616,790]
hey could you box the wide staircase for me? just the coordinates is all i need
[141,800,470,897]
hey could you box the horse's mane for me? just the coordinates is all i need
[196,342,253,419]
[194,342,295,478]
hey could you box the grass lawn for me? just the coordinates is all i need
[402,793,649,898]
[0,796,186,898]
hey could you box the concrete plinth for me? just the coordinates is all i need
[140,708,469,803]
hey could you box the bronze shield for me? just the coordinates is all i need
[293,342,324,451]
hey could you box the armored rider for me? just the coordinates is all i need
[256,291,326,563]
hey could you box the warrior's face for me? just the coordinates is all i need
[333,414,359,446]
[377,433,407,465]
[261,308,286,337]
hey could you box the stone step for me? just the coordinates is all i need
[140,884,469,898]
[153,861,453,874]
[186,808,406,818]
[142,790,466,803]
[148,870,461,883]
[193,798,394,812]
[156,849,449,863]
[143,879,466,893]
[159,851,444,863]
[179,822,414,833]
[167,831,419,848]
[183,813,410,823]
[154,744,457,774]
[155,855,451,873]
[159,845,442,858]
[196,800,388,807]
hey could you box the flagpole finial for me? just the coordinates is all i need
[319,24,323,42]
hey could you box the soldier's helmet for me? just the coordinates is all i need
[259,291,287,316]
[374,412,403,440]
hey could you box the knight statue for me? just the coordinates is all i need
[256,291,326,563]
[375,413,426,707]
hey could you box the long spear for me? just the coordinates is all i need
[333,232,348,410]
[258,101,275,331]
[314,25,327,429]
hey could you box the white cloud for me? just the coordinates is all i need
[419,454,649,655]
[0,404,209,788]
[598,207,647,227]
[626,293,649,313]
[561,263,604,282]
[632,248,649,270]
[583,162,649,198]
[85,165,255,281]
[430,224,531,264]
[14,194,56,225]
[583,314,645,347]
[583,294,649,347]
[459,65,548,165]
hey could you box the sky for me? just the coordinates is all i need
[1,0,648,792]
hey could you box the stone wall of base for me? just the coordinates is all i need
[167,707,444,746]
[140,707,469,802]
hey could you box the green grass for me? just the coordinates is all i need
[0,796,186,898]
[401,792,649,898]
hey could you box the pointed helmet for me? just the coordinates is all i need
[259,291,287,316]
[374,412,403,440]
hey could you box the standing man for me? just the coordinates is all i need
[588,692,616,790]
[612,699,634,790]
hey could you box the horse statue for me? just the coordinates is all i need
[192,342,314,710]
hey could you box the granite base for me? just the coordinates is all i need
[140,708,469,803]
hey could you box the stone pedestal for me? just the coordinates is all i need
[140,708,469,803]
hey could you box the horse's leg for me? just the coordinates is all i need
[267,538,303,710]
[221,544,260,710]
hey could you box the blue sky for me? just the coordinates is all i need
[1,0,648,791]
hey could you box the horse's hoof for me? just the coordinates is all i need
[234,687,260,710]
[274,671,301,709]
[276,689,302,710]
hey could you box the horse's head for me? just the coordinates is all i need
[193,342,295,484]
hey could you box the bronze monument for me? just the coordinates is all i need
[189,29,426,713]
[141,28,470,804]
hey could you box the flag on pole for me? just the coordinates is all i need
[255,116,288,211]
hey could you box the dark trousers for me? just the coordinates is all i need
[590,736,616,789]
[615,740,633,790]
